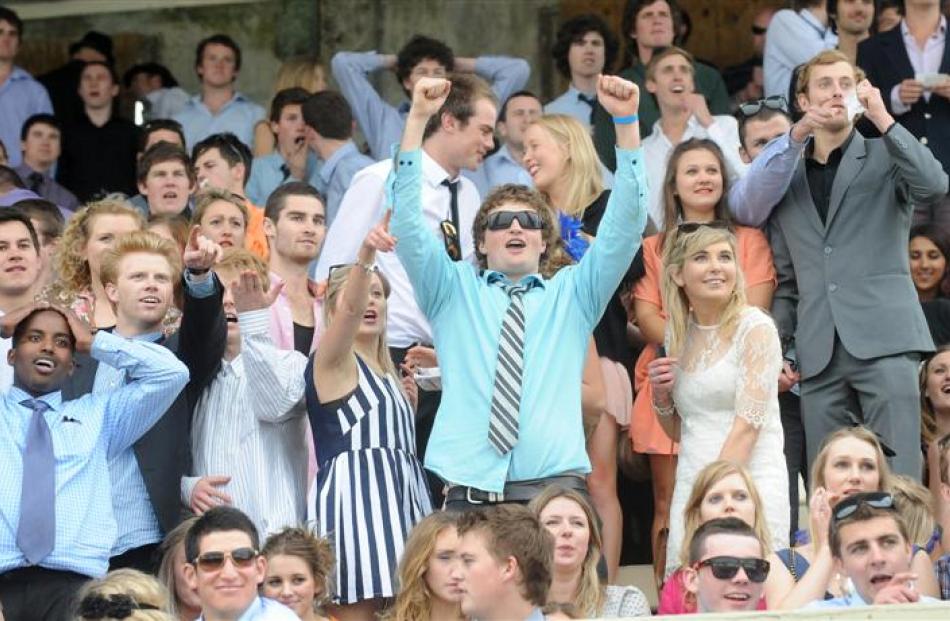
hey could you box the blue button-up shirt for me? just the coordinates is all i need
[0,67,53,168]
[545,85,596,129]
[198,596,299,621]
[245,151,323,207]
[319,140,374,225]
[764,9,837,98]
[391,146,647,492]
[463,144,533,198]
[173,92,265,150]
[807,590,941,609]
[729,131,806,228]
[0,331,188,577]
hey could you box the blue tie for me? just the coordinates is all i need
[17,399,55,564]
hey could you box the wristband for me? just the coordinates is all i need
[613,114,639,125]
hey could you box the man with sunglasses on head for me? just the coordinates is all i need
[808,492,942,608]
[683,517,770,613]
[183,506,297,621]
[388,74,646,510]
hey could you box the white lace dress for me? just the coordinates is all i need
[665,307,790,577]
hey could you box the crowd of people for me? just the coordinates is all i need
[2,0,950,619]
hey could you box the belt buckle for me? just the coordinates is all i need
[466,487,504,504]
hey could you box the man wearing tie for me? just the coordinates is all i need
[0,302,188,620]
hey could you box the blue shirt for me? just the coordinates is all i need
[728,130,806,228]
[332,51,530,160]
[390,146,647,492]
[463,144,533,198]
[807,590,941,609]
[198,597,299,621]
[320,140,374,225]
[0,67,53,168]
[764,9,837,98]
[545,85,596,129]
[173,92,265,150]
[0,331,188,577]
[245,151,323,206]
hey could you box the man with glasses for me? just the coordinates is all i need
[183,506,297,621]
[682,517,770,613]
[808,492,941,607]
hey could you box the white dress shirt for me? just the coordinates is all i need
[890,17,948,114]
[315,150,479,348]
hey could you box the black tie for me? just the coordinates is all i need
[577,93,597,125]
[27,172,44,194]
[441,179,461,261]
[279,163,291,183]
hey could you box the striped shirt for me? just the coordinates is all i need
[190,309,309,537]
[0,331,188,577]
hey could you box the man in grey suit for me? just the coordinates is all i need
[769,49,948,477]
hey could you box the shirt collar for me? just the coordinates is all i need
[900,15,948,40]
[269,271,322,299]
[320,141,359,183]
[421,148,457,186]
[483,269,545,290]
[805,129,855,162]
[191,91,247,108]
[8,386,63,411]
[799,8,831,36]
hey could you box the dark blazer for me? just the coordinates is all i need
[857,24,950,174]
[768,123,945,380]
[62,275,226,534]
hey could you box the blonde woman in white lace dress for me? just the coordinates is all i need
[647,224,789,579]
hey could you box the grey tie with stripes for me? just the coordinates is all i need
[488,280,529,454]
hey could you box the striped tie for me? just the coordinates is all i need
[489,281,528,454]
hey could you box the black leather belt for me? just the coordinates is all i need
[445,474,588,505]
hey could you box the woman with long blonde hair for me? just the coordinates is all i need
[521,113,630,581]
[529,486,650,618]
[658,460,771,613]
[307,219,432,621]
[647,225,788,581]
[382,512,464,621]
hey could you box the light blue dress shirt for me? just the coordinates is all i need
[332,51,531,160]
[245,151,323,206]
[463,144,533,198]
[198,596,299,621]
[807,591,941,609]
[0,331,188,577]
[764,9,837,98]
[319,140,374,225]
[390,145,647,492]
[173,92,265,150]
[545,84,596,129]
[729,130,806,228]
[0,67,52,168]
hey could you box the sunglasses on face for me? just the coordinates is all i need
[738,95,789,118]
[832,491,894,523]
[192,547,258,572]
[485,210,544,231]
[694,556,770,583]
[677,220,730,235]
[751,25,768,36]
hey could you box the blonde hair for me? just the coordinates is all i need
[191,188,249,230]
[383,512,462,621]
[156,517,197,619]
[679,461,772,567]
[660,226,746,356]
[99,231,183,291]
[274,55,326,94]
[809,426,894,498]
[528,487,605,617]
[55,198,145,294]
[213,247,270,285]
[76,568,174,621]
[795,49,867,99]
[890,474,937,550]
[529,115,603,218]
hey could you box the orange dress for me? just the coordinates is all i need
[629,226,777,454]
[245,201,269,261]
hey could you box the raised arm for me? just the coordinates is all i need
[179,227,226,399]
[331,50,403,159]
[455,55,530,106]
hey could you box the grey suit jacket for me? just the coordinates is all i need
[768,123,946,380]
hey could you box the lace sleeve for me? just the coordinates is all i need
[735,311,782,428]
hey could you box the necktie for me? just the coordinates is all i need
[27,172,44,194]
[441,179,459,226]
[279,163,292,183]
[441,179,461,260]
[577,92,597,125]
[17,399,55,564]
[488,280,529,454]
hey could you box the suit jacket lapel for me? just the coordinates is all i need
[941,26,950,74]
[882,26,915,79]
[825,132,868,230]
[789,159,826,236]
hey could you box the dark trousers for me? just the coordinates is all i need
[0,566,90,621]
[109,542,160,574]
[389,345,445,506]
[779,391,807,541]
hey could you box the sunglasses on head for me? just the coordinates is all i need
[677,220,730,235]
[694,556,770,583]
[832,491,894,523]
[192,547,258,572]
[738,95,789,118]
[485,210,544,231]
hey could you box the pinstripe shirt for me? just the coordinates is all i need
[0,331,189,577]
[189,309,309,538]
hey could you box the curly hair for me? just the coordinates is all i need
[396,35,455,95]
[472,184,561,275]
[551,13,619,79]
[262,526,335,612]
[55,198,145,295]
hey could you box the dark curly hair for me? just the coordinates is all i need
[396,35,455,96]
[551,14,619,79]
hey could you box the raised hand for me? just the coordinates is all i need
[230,270,283,314]
[872,573,920,605]
[0,300,50,339]
[683,92,713,127]
[597,74,640,118]
[856,79,894,131]
[790,105,837,143]
[183,225,223,273]
[808,487,833,548]
[409,77,452,120]
[363,211,397,253]
[58,305,94,354]
[647,356,678,405]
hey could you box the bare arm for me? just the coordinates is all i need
[581,339,606,432]
[634,299,666,345]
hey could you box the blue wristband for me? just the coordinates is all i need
[613,114,639,125]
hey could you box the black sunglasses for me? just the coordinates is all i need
[738,95,789,118]
[832,492,894,523]
[694,556,770,583]
[441,219,462,261]
[485,210,544,231]
[751,25,768,36]
[192,547,258,572]
[677,220,730,235]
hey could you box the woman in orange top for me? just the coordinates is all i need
[631,137,776,587]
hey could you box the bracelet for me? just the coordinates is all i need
[652,399,675,417]
[356,261,377,274]
[613,114,639,125]
[186,266,210,276]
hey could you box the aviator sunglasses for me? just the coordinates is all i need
[192,547,259,572]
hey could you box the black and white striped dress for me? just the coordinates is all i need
[305,354,433,604]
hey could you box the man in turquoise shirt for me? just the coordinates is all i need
[389,74,647,508]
